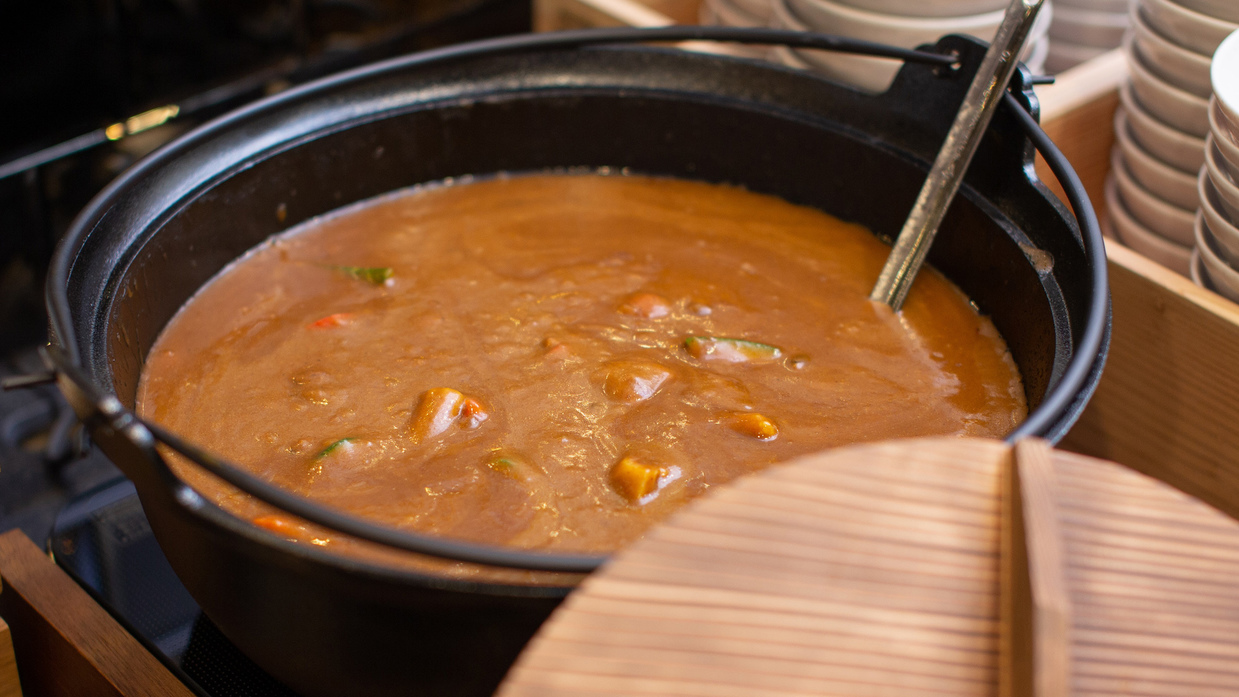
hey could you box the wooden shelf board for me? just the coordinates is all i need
[0,530,194,697]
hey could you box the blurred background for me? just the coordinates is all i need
[0,0,530,353]
[0,0,529,546]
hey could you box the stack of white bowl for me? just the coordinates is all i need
[1105,0,1237,276]
[1045,0,1129,73]
[768,0,1051,94]
[1194,30,1239,302]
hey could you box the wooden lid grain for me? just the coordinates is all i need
[497,437,1239,697]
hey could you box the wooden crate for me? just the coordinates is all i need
[0,531,194,697]
[0,617,19,697]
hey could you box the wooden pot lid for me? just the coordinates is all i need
[496,437,1239,697]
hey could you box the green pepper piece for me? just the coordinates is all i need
[487,453,531,481]
[333,265,393,285]
[684,336,783,363]
[314,437,356,460]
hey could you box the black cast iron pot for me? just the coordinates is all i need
[44,28,1109,697]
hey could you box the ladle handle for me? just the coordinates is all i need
[870,0,1046,310]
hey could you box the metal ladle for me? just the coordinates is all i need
[870,0,1047,310]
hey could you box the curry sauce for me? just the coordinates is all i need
[138,174,1025,566]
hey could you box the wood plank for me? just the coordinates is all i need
[0,617,19,697]
[1014,441,1072,697]
[1055,448,1239,697]
[1000,440,1073,697]
[539,614,997,672]
[1061,243,1239,525]
[563,596,999,654]
[1036,49,1125,226]
[999,443,1028,697]
[0,530,194,697]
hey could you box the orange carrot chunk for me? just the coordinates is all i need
[720,412,779,441]
[310,313,354,329]
[410,388,466,443]
[610,456,667,503]
[252,515,331,547]
[253,515,309,539]
[460,398,489,429]
[543,337,571,358]
[618,292,671,319]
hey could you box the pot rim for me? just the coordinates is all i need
[43,27,1109,580]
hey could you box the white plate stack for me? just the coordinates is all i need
[1106,0,1237,276]
[1045,0,1129,73]
[1194,30,1239,302]
[768,0,1051,93]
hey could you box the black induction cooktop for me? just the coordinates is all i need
[51,477,302,697]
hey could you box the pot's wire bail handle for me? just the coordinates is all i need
[870,0,1047,311]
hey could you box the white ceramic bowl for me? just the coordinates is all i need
[826,0,1007,19]
[1112,148,1197,245]
[1213,30,1239,133]
[1126,37,1210,137]
[771,0,903,93]
[1213,94,1239,141]
[703,0,765,27]
[1190,246,1209,287]
[1196,211,1239,302]
[1140,0,1238,56]
[736,0,773,19]
[1045,38,1109,73]
[1206,134,1239,221]
[1050,5,1130,48]
[1115,109,1201,209]
[694,0,771,58]
[789,0,997,41]
[790,34,1045,94]
[787,0,1051,50]
[1024,34,1049,73]
[717,0,773,24]
[782,0,1049,90]
[789,46,904,93]
[771,0,1049,93]
[1132,4,1213,98]
[1199,165,1239,263]
[1056,0,1129,13]
[1106,176,1194,275]
[770,44,812,70]
[1177,0,1239,23]
[1120,82,1207,172]
[1209,97,1239,182]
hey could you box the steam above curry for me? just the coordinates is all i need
[138,174,1025,560]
